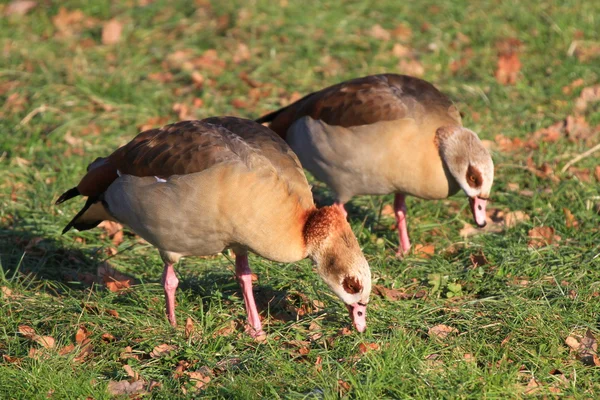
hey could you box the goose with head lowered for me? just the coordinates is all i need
[56,117,372,337]
[256,74,494,256]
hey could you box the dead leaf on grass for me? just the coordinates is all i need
[97,262,137,292]
[75,326,89,344]
[469,252,489,268]
[107,380,147,396]
[183,369,212,393]
[123,364,140,381]
[102,19,122,45]
[495,38,522,85]
[150,343,177,358]
[523,377,541,395]
[185,317,194,339]
[428,324,458,340]
[337,379,351,395]
[527,226,561,248]
[369,24,390,41]
[413,244,435,258]
[391,23,412,41]
[18,325,55,349]
[398,58,424,77]
[97,221,124,246]
[357,342,380,354]
[563,208,578,228]
[4,1,37,16]
[372,284,426,301]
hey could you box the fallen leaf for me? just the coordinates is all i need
[1,286,13,298]
[150,343,177,358]
[337,379,351,395]
[369,24,390,41]
[414,244,435,258]
[398,58,424,77]
[469,252,488,268]
[138,116,170,132]
[528,226,560,248]
[563,208,578,228]
[107,380,147,396]
[428,324,458,340]
[75,326,89,344]
[524,377,541,395]
[119,346,141,361]
[594,166,600,182]
[232,43,251,63]
[74,338,93,362]
[4,1,37,16]
[570,40,600,63]
[185,317,194,339]
[381,204,395,217]
[315,355,323,372]
[578,329,599,367]
[185,370,211,392]
[504,211,530,229]
[147,71,173,83]
[106,309,119,318]
[123,364,139,381]
[101,333,115,342]
[357,342,380,354]
[18,325,55,348]
[391,23,412,41]
[97,262,137,292]
[2,354,22,364]
[392,43,412,58]
[575,85,600,112]
[172,102,193,120]
[372,284,426,301]
[463,353,475,363]
[58,344,75,356]
[102,19,122,45]
[562,78,584,95]
[97,221,124,246]
[495,52,521,85]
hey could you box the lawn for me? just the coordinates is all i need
[1,0,599,398]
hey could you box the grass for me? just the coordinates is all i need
[1,0,600,398]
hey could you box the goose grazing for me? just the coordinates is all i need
[56,117,371,337]
[256,74,494,256]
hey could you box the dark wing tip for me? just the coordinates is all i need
[55,187,80,205]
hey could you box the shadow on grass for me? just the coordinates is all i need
[0,218,304,324]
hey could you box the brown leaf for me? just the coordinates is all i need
[414,244,435,258]
[147,71,173,83]
[75,326,89,344]
[185,370,211,392]
[315,355,323,372]
[138,116,170,132]
[150,343,177,358]
[392,43,412,58]
[398,58,424,77]
[123,364,140,381]
[527,226,559,248]
[369,24,391,41]
[578,329,599,366]
[381,204,395,217]
[101,333,115,342]
[373,284,426,301]
[524,377,541,395]
[2,286,13,298]
[119,346,141,361]
[428,324,458,340]
[570,41,600,63]
[338,327,352,336]
[102,19,122,45]
[3,354,22,364]
[358,342,380,354]
[232,43,251,63]
[106,309,119,318]
[575,85,600,112]
[463,353,475,363]
[172,102,193,120]
[231,98,251,109]
[97,262,137,292]
[75,338,93,362]
[391,23,412,41]
[18,325,55,348]
[562,78,584,94]
[58,344,75,356]
[337,379,351,395]
[565,336,580,351]
[4,1,37,16]
[185,317,194,339]
[563,208,578,228]
[97,221,124,246]
[107,380,147,396]
[469,252,489,268]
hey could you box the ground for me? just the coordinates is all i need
[1,0,600,398]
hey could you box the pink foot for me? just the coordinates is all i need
[161,262,179,327]
[235,252,266,338]
[334,201,348,219]
[394,193,411,256]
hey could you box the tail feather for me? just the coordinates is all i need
[255,108,285,124]
[61,196,99,234]
[55,187,80,205]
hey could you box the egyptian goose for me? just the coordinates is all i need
[56,117,371,336]
[256,74,494,255]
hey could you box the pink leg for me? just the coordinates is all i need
[161,263,179,327]
[235,252,265,338]
[334,201,348,218]
[394,193,411,256]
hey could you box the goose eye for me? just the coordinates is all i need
[468,175,476,182]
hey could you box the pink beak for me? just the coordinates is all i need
[346,303,367,333]
[469,196,488,228]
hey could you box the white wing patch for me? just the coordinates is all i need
[155,176,167,183]
[117,169,122,177]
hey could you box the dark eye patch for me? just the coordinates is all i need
[342,276,362,294]
[466,165,483,188]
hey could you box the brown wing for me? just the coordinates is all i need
[75,117,309,202]
[256,74,461,137]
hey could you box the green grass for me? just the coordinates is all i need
[1,0,600,398]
